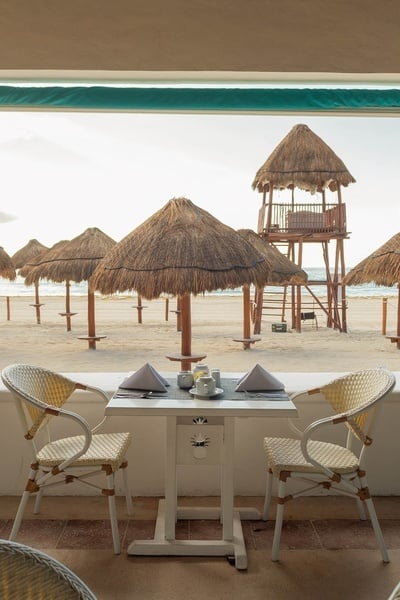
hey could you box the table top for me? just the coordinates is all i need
[105,375,297,418]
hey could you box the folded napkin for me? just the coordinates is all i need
[235,364,284,392]
[119,363,169,392]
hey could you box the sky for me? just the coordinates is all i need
[0,109,399,269]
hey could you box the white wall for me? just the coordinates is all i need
[0,371,399,497]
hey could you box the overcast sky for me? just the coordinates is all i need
[0,110,398,268]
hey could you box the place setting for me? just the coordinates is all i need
[234,364,287,400]
[114,363,170,398]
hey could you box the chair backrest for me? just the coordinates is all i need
[0,539,97,599]
[311,368,396,444]
[1,364,79,440]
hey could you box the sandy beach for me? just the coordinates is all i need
[0,293,399,376]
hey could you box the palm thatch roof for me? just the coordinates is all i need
[343,233,400,287]
[0,247,16,280]
[90,197,273,299]
[252,123,356,194]
[11,239,48,270]
[24,228,116,284]
[237,229,308,285]
[21,240,69,282]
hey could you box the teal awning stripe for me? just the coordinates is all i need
[0,86,399,112]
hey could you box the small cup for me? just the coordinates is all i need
[196,375,216,396]
[177,370,194,389]
[193,363,210,382]
[210,369,221,388]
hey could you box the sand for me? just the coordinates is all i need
[1,292,399,376]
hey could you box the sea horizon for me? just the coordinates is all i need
[0,268,398,299]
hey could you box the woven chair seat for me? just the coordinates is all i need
[264,436,359,475]
[37,432,132,471]
[0,539,96,599]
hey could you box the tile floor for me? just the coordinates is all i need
[1,495,400,599]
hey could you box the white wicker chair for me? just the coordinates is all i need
[0,538,97,599]
[262,368,396,562]
[388,581,400,600]
[1,363,133,554]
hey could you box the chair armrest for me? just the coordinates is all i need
[287,390,312,438]
[74,382,110,434]
[45,407,93,472]
[300,413,345,478]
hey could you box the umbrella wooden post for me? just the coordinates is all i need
[77,290,106,348]
[165,298,169,321]
[253,287,264,335]
[382,297,388,336]
[176,296,182,332]
[233,285,261,349]
[133,295,147,324]
[88,291,96,349]
[180,294,191,370]
[6,296,10,321]
[29,282,44,325]
[59,281,77,332]
[165,294,206,370]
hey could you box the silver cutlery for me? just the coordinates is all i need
[114,391,167,399]
[243,391,287,399]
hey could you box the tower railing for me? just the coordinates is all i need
[263,203,346,234]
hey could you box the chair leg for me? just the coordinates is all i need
[271,476,287,562]
[263,468,273,520]
[33,488,44,514]
[121,461,133,516]
[364,497,389,563]
[358,472,389,562]
[10,490,31,541]
[106,470,121,554]
[355,496,367,521]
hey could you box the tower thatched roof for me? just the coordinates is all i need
[252,123,355,194]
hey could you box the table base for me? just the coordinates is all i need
[126,500,259,570]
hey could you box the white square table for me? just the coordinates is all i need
[105,372,297,569]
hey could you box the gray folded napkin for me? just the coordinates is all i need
[119,363,169,392]
[235,364,284,392]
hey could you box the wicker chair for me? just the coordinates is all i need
[0,538,96,599]
[1,363,133,554]
[262,368,396,562]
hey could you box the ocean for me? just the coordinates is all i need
[0,268,397,299]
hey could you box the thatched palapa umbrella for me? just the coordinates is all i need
[90,197,274,370]
[343,232,400,346]
[0,247,16,281]
[12,239,48,324]
[21,240,71,326]
[0,247,16,320]
[25,228,116,348]
[237,229,308,343]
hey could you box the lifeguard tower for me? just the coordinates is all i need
[252,124,356,333]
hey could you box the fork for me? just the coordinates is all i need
[114,391,166,399]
